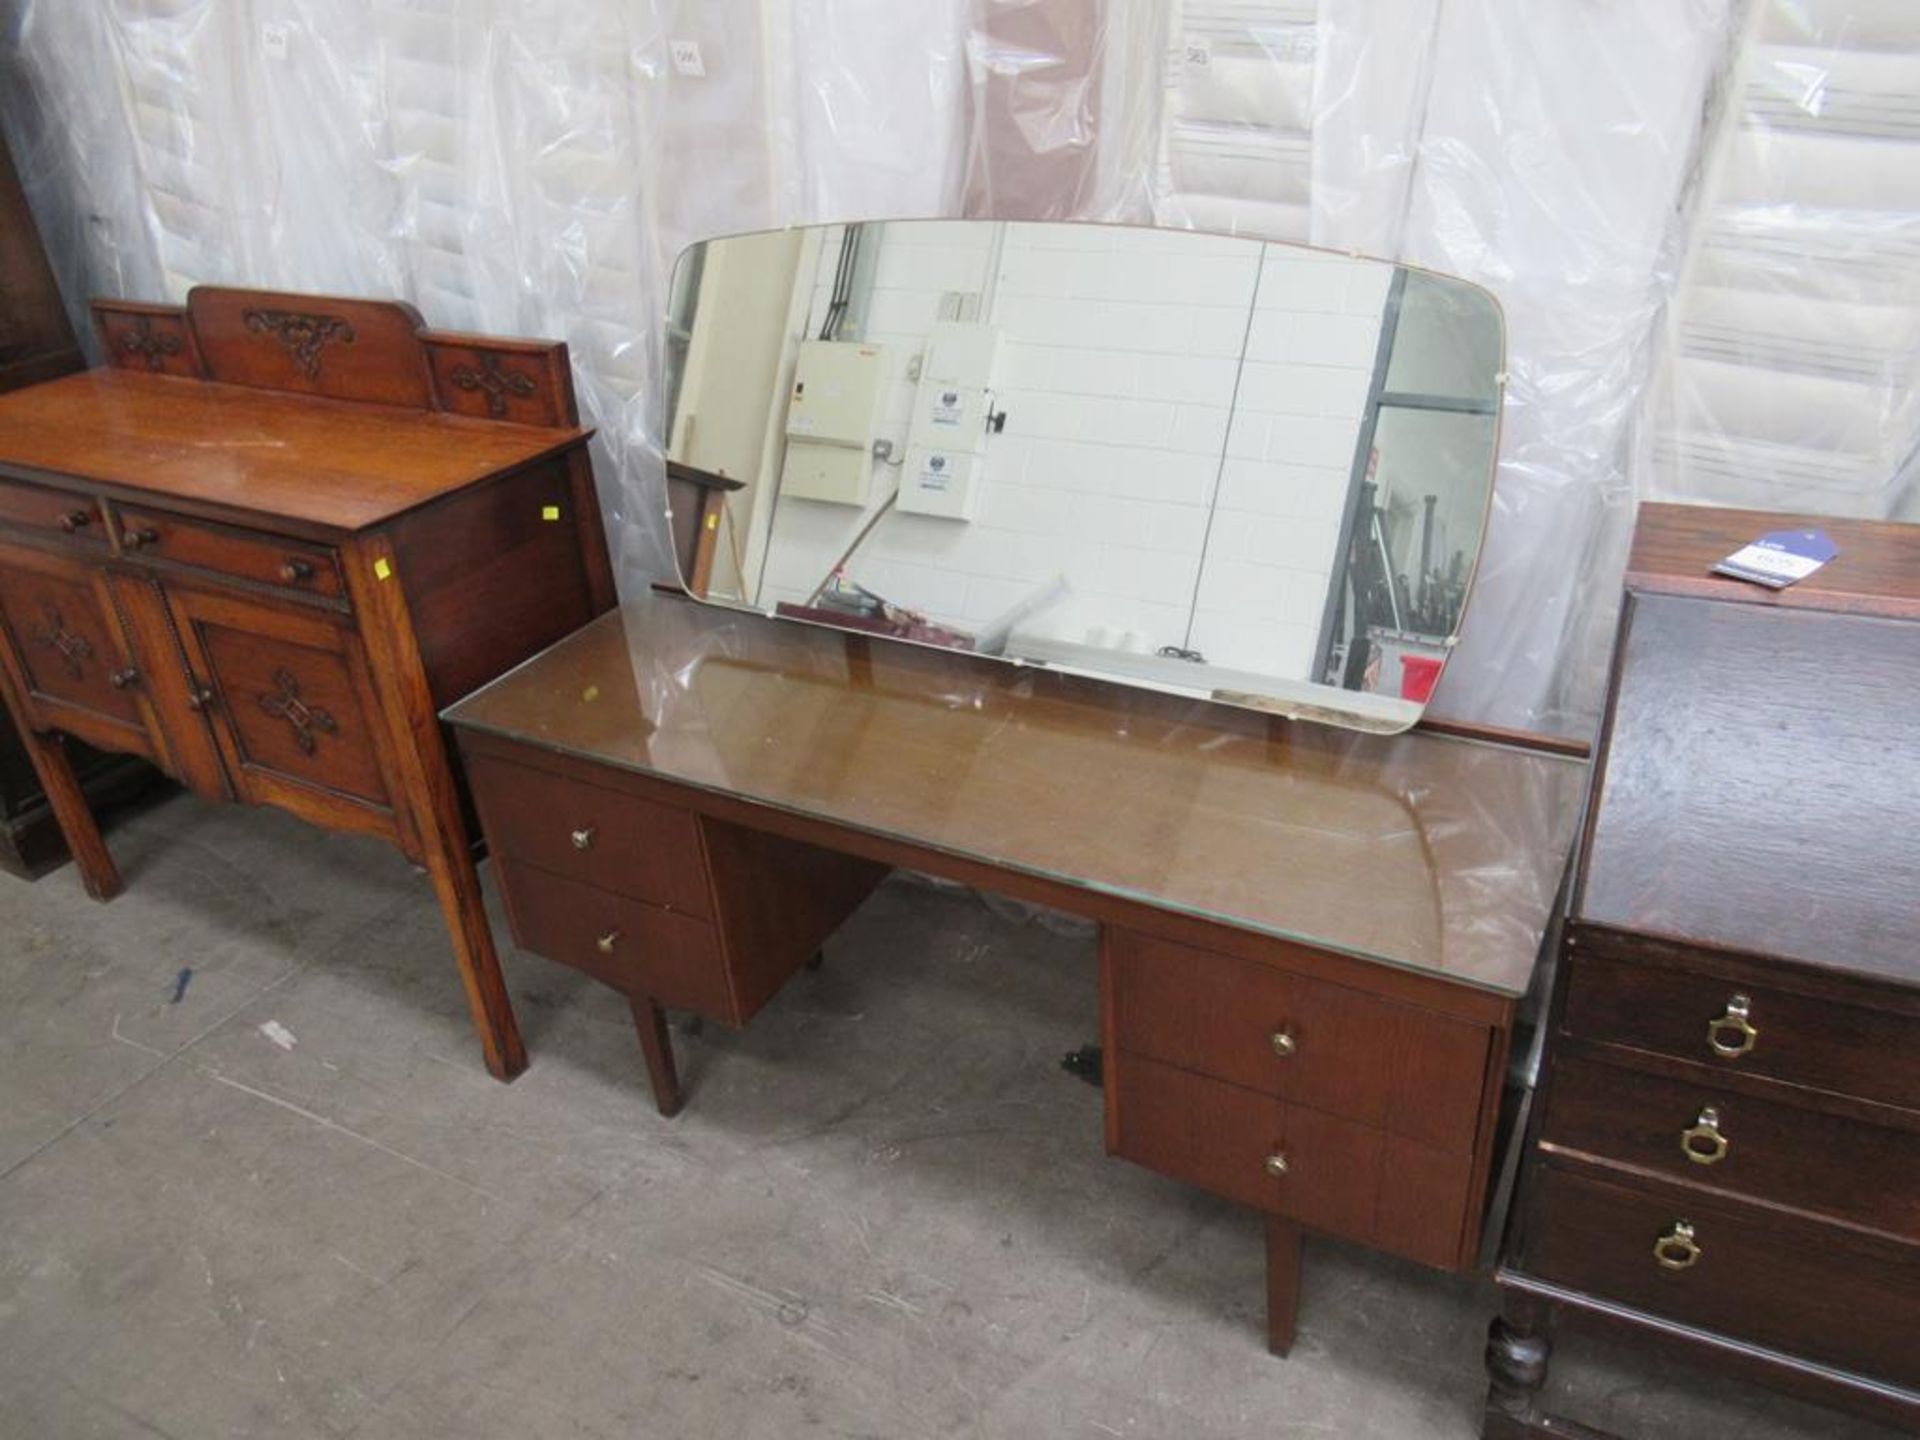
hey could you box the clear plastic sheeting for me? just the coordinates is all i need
[2,0,1913,741]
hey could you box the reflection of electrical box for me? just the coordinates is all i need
[781,340,887,505]
[900,321,1000,521]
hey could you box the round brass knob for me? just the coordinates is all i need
[1269,1027,1297,1058]
[185,685,216,712]
[595,929,619,955]
[1680,1107,1729,1166]
[1653,1220,1701,1271]
[1707,995,1758,1059]
[279,558,315,583]
[1263,1152,1290,1179]
[570,826,595,851]
[122,527,159,550]
[59,509,92,533]
[108,667,140,690]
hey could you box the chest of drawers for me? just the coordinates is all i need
[1484,504,1920,1437]
[0,287,616,1080]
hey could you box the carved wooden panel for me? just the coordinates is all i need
[0,542,146,736]
[186,287,433,408]
[92,302,204,379]
[423,335,576,427]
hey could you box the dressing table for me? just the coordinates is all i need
[446,592,1586,1352]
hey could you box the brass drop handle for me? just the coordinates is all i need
[122,527,160,550]
[1269,1027,1297,1058]
[1653,1220,1701,1271]
[185,685,216,712]
[1707,994,1758,1059]
[59,509,92,533]
[571,826,595,851]
[595,929,620,955]
[1680,1107,1729,1166]
[279,558,315,583]
[108,666,140,690]
[1263,1152,1290,1179]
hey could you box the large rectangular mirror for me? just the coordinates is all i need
[663,220,1502,732]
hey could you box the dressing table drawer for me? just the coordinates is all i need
[1106,928,1490,1151]
[0,477,105,546]
[1110,1053,1473,1269]
[497,859,730,1019]
[110,503,345,602]
[467,750,710,917]
[1561,943,1920,1111]
[1518,1164,1920,1391]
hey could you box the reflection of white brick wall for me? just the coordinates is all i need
[760,221,1386,681]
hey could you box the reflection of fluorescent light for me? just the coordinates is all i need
[1002,634,1422,734]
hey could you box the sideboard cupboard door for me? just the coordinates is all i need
[0,540,158,758]
[160,585,407,846]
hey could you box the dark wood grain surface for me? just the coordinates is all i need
[1626,502,1920,618]
[1577,592,1919,986]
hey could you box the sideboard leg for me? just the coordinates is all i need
[1266,1215,1302,1357]
[422,827,528,1083]
[630,995,684,1118]
[23,728,121,900]
[1483,1296,1554,1437]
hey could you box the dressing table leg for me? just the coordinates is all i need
[23,728,121,901]
[630,995,684,1117]
[1482,1297,1558,1437]
[1266,1216,1302,1356]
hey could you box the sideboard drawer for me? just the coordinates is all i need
[467,751,710,918]
[1541,1053,1920,1242]
[1519,1164,1920,1390]
[1562,947,1920,1112]
[1107,927,1490,1151]
[112,504,344,602]
[0,477,105,546]
[497,859,730,1020]
[1111,1052,1474,1268]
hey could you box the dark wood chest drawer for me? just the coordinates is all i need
[467,751,710,918]
[1563,943,1920,1112]
[0,477,104,546]
[1541,1052,1920,1242]
[1519,1163,1920,1391]
[1110,1052,1475,1270]
[1107,927,1491,1152]
[111,503,345,602]
[497,859,730,1020]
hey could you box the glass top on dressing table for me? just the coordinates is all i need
[445,594,1586,997]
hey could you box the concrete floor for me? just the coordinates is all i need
[0,792,1901,1440]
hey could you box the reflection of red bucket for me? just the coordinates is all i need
[1400,655,1443,703]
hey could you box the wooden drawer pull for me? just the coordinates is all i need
[1680,1107,1729,1166]
[1269,1027,1297,1057]
[595,928,620,955]
[570,825,596,851]
[59,509,92,533]
[1653,1220,1701,1271]
[1263,1152,1290,1179]
[1707,995,1758,1058]
[122,527,159,550]
[278,558,315,583]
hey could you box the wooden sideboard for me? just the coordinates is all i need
[0,286,616,1079]
[445,591,1587,1353]
[1484,504,1920,1436]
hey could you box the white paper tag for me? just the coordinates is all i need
[1711,529,1837,590]
[670,39,706,77]
[931,389,963,427]
[261,22,290,60]
[919,454,952,492]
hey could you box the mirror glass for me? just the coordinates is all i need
[663,220,1503,732]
